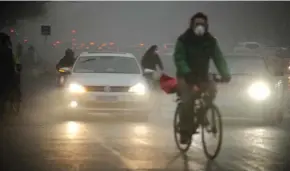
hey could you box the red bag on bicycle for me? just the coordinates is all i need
[159,73,177,94]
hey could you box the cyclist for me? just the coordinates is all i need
[141,45,164,90]
[56,48,75,70]
[141,45,164,72]
[56,48,75,86]
[173,12,231,144]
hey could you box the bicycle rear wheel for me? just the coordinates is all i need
[173,103,192,152]
[201,104,223,160]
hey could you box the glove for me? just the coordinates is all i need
[221,75,231,83]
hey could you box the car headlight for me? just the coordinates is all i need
[247,81,270,101]
[68,83,86,93]
[129,83,146,95]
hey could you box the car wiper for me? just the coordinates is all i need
[81,58,96,63]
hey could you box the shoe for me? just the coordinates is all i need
[180,131,191,144]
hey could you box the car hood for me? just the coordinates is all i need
[68,73,145,86]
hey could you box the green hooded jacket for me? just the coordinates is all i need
[173,29,230,82]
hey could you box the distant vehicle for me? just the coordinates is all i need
[233,42,280,57]
[211,53,285,123]
[160,43,175,56]
[233,42,263,53]
[60,51,152,121]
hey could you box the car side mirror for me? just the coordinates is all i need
[59,67,71,74]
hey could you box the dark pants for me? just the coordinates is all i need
[177,78,217,134]
[0,86,12,117]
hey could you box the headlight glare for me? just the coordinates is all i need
[129,83,146,95]
[68,83,86,93]
[247,81,270,101]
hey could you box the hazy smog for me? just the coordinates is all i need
[1,2,290,171]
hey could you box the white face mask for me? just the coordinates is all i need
[194,25,205,36]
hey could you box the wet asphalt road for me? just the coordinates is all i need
[1,75,290,171]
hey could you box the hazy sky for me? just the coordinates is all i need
[9,1,290,49]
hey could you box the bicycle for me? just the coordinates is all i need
[173,74,224,160]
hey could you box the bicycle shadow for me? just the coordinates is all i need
[165,152,224,171]
[165,152,190,171]
[204,160,224,171]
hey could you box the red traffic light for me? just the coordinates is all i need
[10,29,14,33]
[71,30,76,34]
[55,41,60,44]
[24,39,28,43]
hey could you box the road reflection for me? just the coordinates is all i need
[66,121,81,139]
[242,127,271,149]
[133,124,149,137]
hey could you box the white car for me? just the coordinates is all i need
[61,51,152,119]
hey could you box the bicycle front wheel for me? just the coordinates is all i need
[201,104,223,160]
[173,103,192,153]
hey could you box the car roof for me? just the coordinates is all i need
[79,51,135,58]
[238,42,260,45]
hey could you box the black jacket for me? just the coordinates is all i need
[56,56,75,70]
[141,53,164,71]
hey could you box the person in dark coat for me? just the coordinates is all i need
[141,45,164,72]
[56,48,75,70]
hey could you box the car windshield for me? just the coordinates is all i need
[73,56,141,74]
[210,55,268,75]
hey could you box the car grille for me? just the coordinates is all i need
[85,86,130,92]
[81,102,144,108]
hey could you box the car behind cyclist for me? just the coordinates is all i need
[173,12,231,144]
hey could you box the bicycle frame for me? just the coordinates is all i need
[176,88,216,134]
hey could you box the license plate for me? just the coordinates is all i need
[97,96,117,102]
